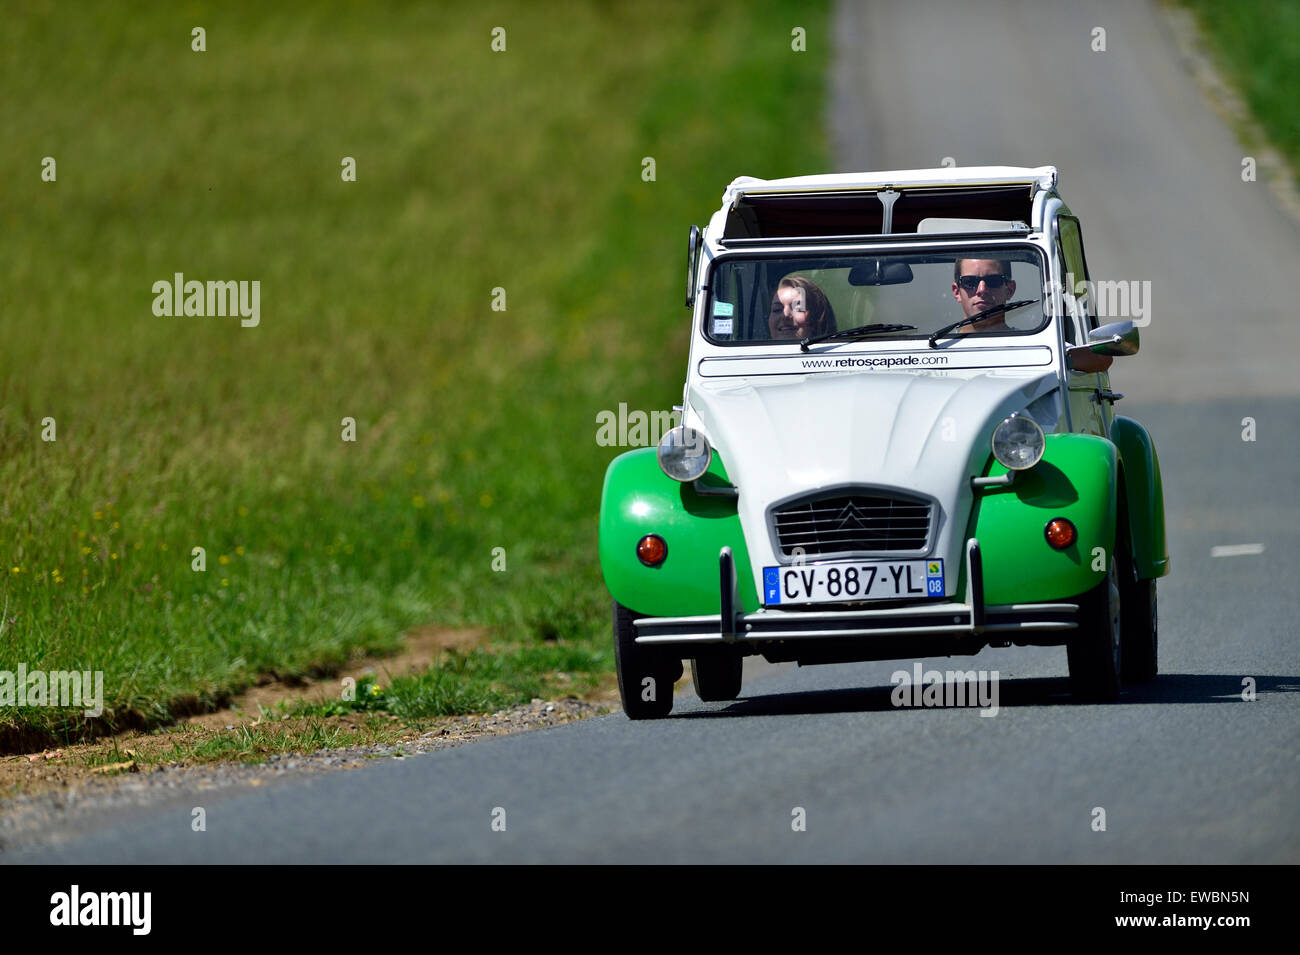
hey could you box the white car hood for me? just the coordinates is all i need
[686,367,1060,599]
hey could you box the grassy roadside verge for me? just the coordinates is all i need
[0,1,828,754]
[1174,0,1300,185]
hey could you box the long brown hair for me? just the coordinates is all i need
[774,275,836,338]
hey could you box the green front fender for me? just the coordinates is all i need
[972,434,1117,604]
[599,448,758,618]
[1111,415,1170,580]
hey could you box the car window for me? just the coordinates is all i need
[1054,238,1077,345]
[1058,216,1097,332]
[705,248,1046,344]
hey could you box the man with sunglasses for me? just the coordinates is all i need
[951,258,1111,371]
[951,258,1017,333]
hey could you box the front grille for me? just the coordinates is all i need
[772,492,931,557]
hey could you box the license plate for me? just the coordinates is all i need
[762,559,944,605]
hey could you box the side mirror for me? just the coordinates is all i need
[1071,320,1140,358]
[685,225,701,308]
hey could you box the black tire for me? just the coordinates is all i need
[1118,528,1158,683]
[690,648,743,702]
[1067,556,1122,702]
[612,600,679,719]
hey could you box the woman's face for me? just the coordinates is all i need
[769,285,813,339]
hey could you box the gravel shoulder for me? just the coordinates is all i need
[0,624,623,853]
[0,696,615,853]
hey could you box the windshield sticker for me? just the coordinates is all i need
[712,301,735,317]
[698,347,1054,377]
[711,318,734,336]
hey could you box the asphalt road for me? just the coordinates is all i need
[10,0,1299,863]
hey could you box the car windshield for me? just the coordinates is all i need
[704,248,1047,345]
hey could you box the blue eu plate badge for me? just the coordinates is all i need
[763,566,781,604]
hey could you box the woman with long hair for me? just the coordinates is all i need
[768,275,836,340]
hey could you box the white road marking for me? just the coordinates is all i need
[1210,543,1265,557]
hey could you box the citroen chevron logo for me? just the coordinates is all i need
[836,502,870,530]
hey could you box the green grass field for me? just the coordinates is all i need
[1176,0,1300,185]
[0,1,828,749]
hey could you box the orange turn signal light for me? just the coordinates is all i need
[1044,518,1077,550]
[637,534,667,567]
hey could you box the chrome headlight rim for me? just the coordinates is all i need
[990,412,1045,471]
[657,426,713,482]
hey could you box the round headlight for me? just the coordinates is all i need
[657,426,712,482]
[991,413,1045,471]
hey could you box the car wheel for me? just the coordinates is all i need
[613,600,678,719]
[1067,556,1122,702]
[1118,530,1158,683]
[690,648,743,702]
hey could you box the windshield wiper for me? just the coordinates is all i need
[927,300,1036,348]
[799,323,917,352]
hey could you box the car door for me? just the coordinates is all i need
[1058,216,1111,436]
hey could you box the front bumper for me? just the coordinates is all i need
[633,538,1080,649]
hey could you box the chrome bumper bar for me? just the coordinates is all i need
[633,538,1080,646]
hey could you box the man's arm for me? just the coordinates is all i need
[1068,350,1114,373]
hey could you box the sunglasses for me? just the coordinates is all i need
[957,274,1009,292]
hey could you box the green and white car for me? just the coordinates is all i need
[599,166,1168,718]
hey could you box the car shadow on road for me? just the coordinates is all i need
[677,674,1298,718]
[1113,673,1298,704]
